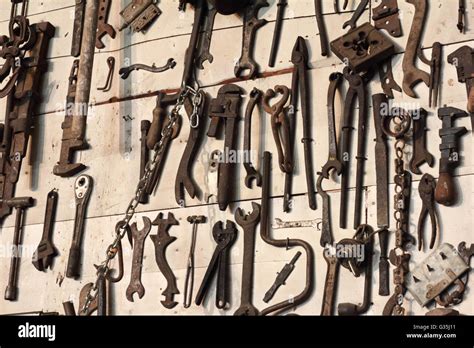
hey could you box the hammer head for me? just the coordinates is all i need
[187,215,207,224]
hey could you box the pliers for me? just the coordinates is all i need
[417,174,438,250]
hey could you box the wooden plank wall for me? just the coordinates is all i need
[0,0,472,315]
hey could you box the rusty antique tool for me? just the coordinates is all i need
[458,0,466,33]
[234,203,261,316]
[119,0,162,33]
[243,88,262,189]
[0,4,55,222]
[150,212,180,309]
[317,73,343,247]
[97,56,115,92]
[343,0,369,30]
[338,225,374,316]
[269,0,287,67]
[321,248,339,316]
[259,152,314,315]
[207,85,243,211]
[183,215,206,308]
[207,0,250,15]
[264,251,301,303]
[339,67,370,229]
[126,217,152,302]
[195,220,237,308]
[402,0,430,99]
[314,0,329,57]
[419,42,442,108]
[118,58,176,79]
[291,36,317,210]
[32,190,59,272]
[382,107,413,316]
[378,59,402,99]
[417,174,438,251]
[409,108,434,175]
[138,120,151,204]
[372,0,402,37]
[66,175,93,279]
[435,106,468,206]
[71,0,86,57]
[54,0,99,177]
[175,89,206,207]
[263,86,292,175]
[234,0,269,79]
[95,0,116,49]
[372,94,390,296]
[447,46,474,129]
[195,1,217,69]
[3,197,35,301]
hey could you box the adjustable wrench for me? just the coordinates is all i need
[234,0,269,79]
[126,217,152,302]
[234,203,260,316]
[66,175,93,279]
[32,190,59,272]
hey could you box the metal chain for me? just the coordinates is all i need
[392,133,409,316]
[79,86,199,314]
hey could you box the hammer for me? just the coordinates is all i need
[2,197,35,301]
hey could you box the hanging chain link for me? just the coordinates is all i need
[79,86,200,314]
[389,111,412,316]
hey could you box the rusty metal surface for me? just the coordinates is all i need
[372,0,402,37]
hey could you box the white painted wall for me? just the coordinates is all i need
[0,0,472,316]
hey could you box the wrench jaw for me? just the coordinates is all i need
[234,304,259,316]
[235,202,261,226]
[126,281,146,303]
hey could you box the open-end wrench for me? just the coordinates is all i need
[234,202,261,316]
[66,175,93,279]
[317,72,343,247]
[32,190,59,272]
[321,248,340,316]
[409,108,434,175]
[95,0,116,49]
[243,88,262,188]
[234,0,269,79]
[196,2,217,69]
[342,0,369,30]
[402,0,430,98]
[125,217,152,302]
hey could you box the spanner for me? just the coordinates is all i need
[196,2,217,69]
[342,0,369,30]
[402,0,430,98]
[321,248,340,316]
[66,175,93,279]
[243,88,262,188]
[234,0,269,79]
[126,217,152,302]
[409,108,434,175]
[234,202,261,316]
[95,0,116,49]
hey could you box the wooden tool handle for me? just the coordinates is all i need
[146,104,165,150]
[435,172,457,206]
